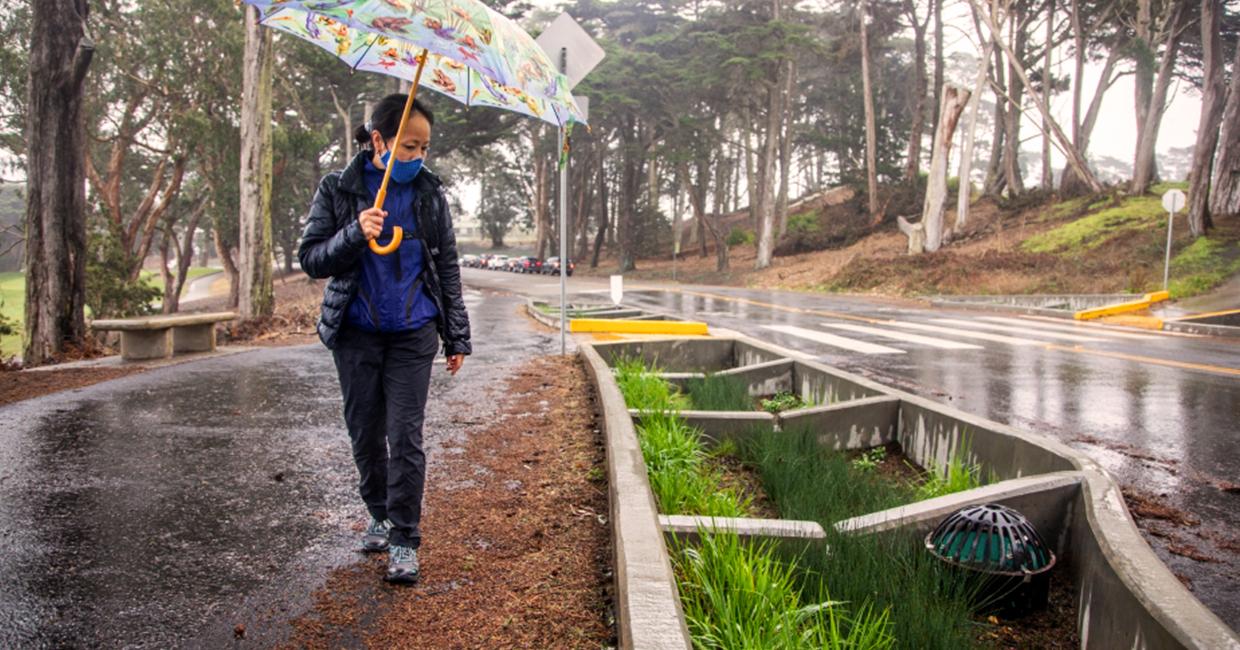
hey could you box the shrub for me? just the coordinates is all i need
[85,225,159,319]
[726,227,754,247]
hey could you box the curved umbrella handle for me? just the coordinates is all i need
[367,49,427,257]
[369,226,403,255]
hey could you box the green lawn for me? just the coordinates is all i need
[0,272,22,359]
[0,267,221,360]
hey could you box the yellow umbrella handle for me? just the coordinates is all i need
[368,48,429,256]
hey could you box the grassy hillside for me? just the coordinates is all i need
[581,182,1240,302]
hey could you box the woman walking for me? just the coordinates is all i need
[298,93,471,584]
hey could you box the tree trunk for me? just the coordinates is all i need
[776,61,796,239]
[1210,43,1240,218]
[1187,0,1223,235]
[957,39,994,230]
[160,232,175,315]
[932,0,944,140]
[904,0,929,182]
[591,156,609,268]
[1002,14,1026,195]
[23,0,93,367]
[922,85,971,252]
[983,47,1007,197]
[214,228,240,309]
[617,123,638,273]
[1061,48,1120,196]
[239,5,275,321]
[679,160,728,272]
[754,67,784,269]
[860,0,880,219]
[1131,0,1187,195]
[1041,0,1054,190]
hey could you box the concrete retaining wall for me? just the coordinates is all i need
[779,395,901,449]
[932,294,1135,312]
[580,344,693,650]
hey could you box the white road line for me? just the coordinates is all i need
[979,315,1159,340]
[820,322,984,350]
[883,320,1043,346]
[761,325,906,355]
[930,318,1107,343]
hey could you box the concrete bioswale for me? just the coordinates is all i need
[579,335,1240,650]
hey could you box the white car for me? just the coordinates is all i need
[487,255,510,270]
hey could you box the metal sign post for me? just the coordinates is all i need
[1161,189,1187,291]
[538,13,605,356]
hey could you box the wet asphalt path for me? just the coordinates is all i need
[0,289,561,648]
[462,267,1240,625]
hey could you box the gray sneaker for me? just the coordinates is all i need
[361,519,391,553]
[385,545,420,584]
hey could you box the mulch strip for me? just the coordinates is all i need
[0,366,146,407]
[281,355,615,649]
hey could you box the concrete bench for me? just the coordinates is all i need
[90,312,237,361]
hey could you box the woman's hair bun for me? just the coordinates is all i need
[353,123,372,148]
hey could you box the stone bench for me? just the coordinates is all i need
[90,312,237,361]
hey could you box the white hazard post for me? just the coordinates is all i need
[538,13,605,355]
[1161,188,1187,291]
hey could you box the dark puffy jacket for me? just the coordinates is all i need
[298,151,472,355]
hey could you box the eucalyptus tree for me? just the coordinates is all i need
[22,0,93,367]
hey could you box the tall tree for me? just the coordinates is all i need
[903,0,931,181]
[238,4,274,320]
[1185,0,1223,236]
[860,0,881,219]
[1209,40,1240,218]
[1130,0,1190,194]
[23,0,93,367]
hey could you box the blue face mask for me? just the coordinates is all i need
[380,150,423,184]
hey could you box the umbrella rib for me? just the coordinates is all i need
[350,32,380,74]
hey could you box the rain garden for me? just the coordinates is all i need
[613,357,994,649]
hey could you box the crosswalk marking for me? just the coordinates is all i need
[883,320,1043,346]
[930,318,1107,343]
[979,316,1159,340]
[761,325,906,355]
[820,322,984,350]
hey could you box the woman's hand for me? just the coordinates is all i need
[446,354,465,376]
[358,207,386,241]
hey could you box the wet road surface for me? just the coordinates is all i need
[462,267,1240,626]
[0,289,562,648]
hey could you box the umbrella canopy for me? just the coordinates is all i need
[245,0,585,126]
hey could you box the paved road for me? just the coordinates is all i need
[0,289,564,647]
[461,267,1240,624]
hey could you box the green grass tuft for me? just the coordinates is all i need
[1021,194,1166,254]
[685,373,752,411]
[674,531,896,649]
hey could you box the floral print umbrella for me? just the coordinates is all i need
[243,0,585,127]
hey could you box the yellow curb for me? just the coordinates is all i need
[1074,291,1170,321]
[1171,307,1240,322]
[1098,314,1165,330]
[569,319,709,335]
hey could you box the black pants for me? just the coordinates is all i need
[331,322,438,548]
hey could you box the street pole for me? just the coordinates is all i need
[1161,188,1186,292]
[559,47,569,356]
[1163,208,1174,291]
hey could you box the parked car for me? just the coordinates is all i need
[476,253,494,269]
[486,255,509,270]
[543,256,575,276]
[504,257,523,272]
[460,254,480,267]
[513,256,542,273]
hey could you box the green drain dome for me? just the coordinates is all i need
[925,503,1055,575]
